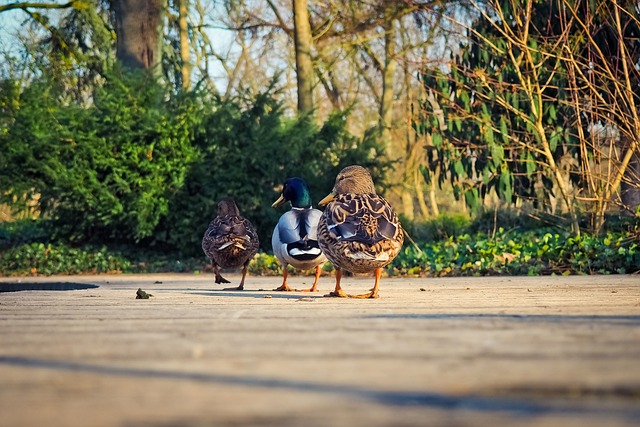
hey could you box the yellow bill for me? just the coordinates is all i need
[318,192,335,206]
[271,194,286,208]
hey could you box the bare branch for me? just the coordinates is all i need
[0,1,76,13]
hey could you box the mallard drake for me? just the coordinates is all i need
[317,165,404,298]
[271,177,327,292]
[202,197,259,290]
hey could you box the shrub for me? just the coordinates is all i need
[402,214,471,242]
[0,243,130,276]
[0,70,201,243]
[247,253,282,276]
[1,73,390,256]
[0,222,637,277]
[160,95,391,256]
[0,219,51,250]
[391,228,640,277]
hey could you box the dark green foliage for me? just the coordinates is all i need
[402,208,546,242]
[2,219,636,277]
[1,69,200,243]
[0,70,389,256]
[392,228,640,277]
[401,214,471,242]
[0,242,131,276]
[247,253,282,276]
[465,208,548,235]
[161,93,390,255]
[395,210,640,277]
[0,220,52,250]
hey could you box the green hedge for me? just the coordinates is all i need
[2,226,637,277]
[0,71,389,254]
[391,229,640,276]
[0,243,131,276]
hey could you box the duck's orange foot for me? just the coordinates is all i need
[273,284,294,291]
[222,285,244,291]
[324,289,350,298]
[351,291,379,299]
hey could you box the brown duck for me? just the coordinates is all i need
[202,198,259,290]
[317,165,404,298]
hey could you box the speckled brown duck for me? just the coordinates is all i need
[202,197,259,290]
[317,165,404,298]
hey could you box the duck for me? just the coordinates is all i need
[271,177,327,292]
[202,197,259,290]
[317,165,404,298]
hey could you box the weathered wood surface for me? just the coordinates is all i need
[1,273,639,427]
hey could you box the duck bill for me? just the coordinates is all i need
[271,194,286,208]
[318,192,335,206]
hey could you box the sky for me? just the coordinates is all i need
[0,2,27,45]
[0,1,67,56]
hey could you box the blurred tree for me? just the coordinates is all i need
[292,0,314,115]
[417,0,640,233]
[2,0,175,85]
[561,0,640,222]
[0,2,115,105]
[176,0,191,89]
[212,0,467,221]
[0,0,470,230]
[110,0,165,73]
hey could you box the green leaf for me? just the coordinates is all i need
[460,91,470,109]
[431,132,443,147]
[499,166,512,203]
[525,152,536,176]
[482,167,491,185]
[499,117,509,143]
[485,126,494,145]
[491,144,504,167]
[464,188,479,210]
[549,129,560,152]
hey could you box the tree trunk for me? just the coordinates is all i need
[292,0,314,115]
[111,0,165,74]
[178,0,191,89]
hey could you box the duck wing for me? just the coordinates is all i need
[326,194,400,245]
[203,215,258,254]
[274,209,323,262]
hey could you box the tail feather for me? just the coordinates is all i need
[287,240,323,261]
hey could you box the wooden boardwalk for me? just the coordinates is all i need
[1,273,639,427]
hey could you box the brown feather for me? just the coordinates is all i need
[318,166,404,274]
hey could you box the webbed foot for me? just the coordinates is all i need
[215,274,231,284]
[350,291,379,299]
[324,289,350,298]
